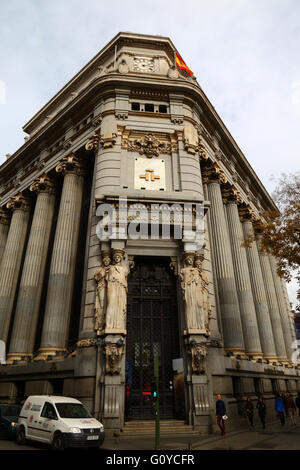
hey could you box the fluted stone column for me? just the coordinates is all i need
[203,164,245,355]
[280,278,297,346]
[223,187,262,358]
[0,209,11,261]
[269,254,294,361]
[240,208,277,361]
[256,234,287,362]
[36,153,86,359]
[7,175,56,362]
[0,193,31,343]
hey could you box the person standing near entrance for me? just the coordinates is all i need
[275,394,285,426]
[216,394,227,436]
[256,396,266,429]
[245,397,254,427]
[285,393,296,426]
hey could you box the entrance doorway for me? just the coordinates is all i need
[126,257,181,420]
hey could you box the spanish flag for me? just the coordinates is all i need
[175,52,193,77]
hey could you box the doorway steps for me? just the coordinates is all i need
[122,420,199,437]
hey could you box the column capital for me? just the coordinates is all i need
[30,173,56,195]
[85,127,101,151]
[201,162,227,184]
[238,203,257,223]
[56,153,87,176]
[221,183,243,205]
[0,207,11,225]
[6,192,31,212]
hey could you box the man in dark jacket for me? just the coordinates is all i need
[216,394,227,436]
[245,397,254,427]
[256,396,266,429]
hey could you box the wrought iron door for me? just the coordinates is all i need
[126,257,180,419]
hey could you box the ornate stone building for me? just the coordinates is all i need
[0,32,299,435]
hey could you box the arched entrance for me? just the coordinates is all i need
[125,256,182,420]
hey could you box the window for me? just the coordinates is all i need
[159,105,167,113]
[145,103,154,112]
[55,403,91,418]
[41,402,58,420]
[131,102,140,111]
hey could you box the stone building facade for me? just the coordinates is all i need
[0,32,299,435]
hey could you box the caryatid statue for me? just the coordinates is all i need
[105,249,129,333]
[194,253,212,336]
[180,252,211,335]
[94,251,111,334]
[180,252,203,332]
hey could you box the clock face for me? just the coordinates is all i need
[133,57,154,73]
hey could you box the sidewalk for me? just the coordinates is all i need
[102,420,300,450]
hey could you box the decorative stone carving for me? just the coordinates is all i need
[85,128,101,151]
[201,162,227,185]
[94,251,111,334]
[221,184,243,205]
[92,113,103,128]
[238,203,256,222]
[187,343,207,374]
[118,60,129,74]
[169,256,178,276]
[168,66,179,79]
[99,133,117,149]
[105,249,129,333]
[76,338,97,349]
[183,126,199,155]
[0,208,11,225]
[63,139,72,150]
[105,342,124,375]
[6,192,31,212]
[115,111,128,120]
[127,133,172,157]
[56,153,87,176]
[30,174,56,194]
[194,254,212,336]
[180,252,207,333]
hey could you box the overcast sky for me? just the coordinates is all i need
[0,0,299,304]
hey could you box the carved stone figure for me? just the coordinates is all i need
[94,251,111,334]
[188,343,207,374]
[105,249,129,332]
[105,343,124,375]
[194,254,212,336]
[180,252,203,331]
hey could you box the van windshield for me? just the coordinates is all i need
[55,403,92,419]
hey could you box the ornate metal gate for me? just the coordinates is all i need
[126,257,180,419]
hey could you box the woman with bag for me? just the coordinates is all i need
[216,394,227,436]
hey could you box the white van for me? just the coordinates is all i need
[17,396,105,450]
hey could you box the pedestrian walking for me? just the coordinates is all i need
[275,394,285,426]
[285,393,296,426]
[296,392,300,417]
[256,396,266,429]
[245,397,254,427]
[216,394,227,436]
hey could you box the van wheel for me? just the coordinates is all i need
[16,426,26,445]
[52,432,64,451]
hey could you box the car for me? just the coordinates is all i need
[0,404,21,439]
[16,396,105,450]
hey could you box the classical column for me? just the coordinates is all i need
[36,153,86,359]
[223,187,262,358]
[0,208,11,261]
[0,193,31,343]
[240,207,277,361]
[7,175,56,362]
[203,164,245,355]
[268,254,294,361]
[256,233,287,362]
